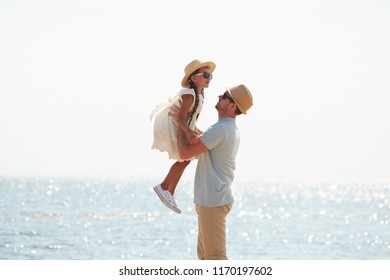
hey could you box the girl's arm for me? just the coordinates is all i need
[176,94,198,144]
[169,104,208,159]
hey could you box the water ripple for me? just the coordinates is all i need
[1,178,389,259]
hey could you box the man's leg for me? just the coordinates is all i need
[196,203,233,260]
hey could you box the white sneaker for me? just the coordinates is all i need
[169,194,181,213]
[153,185,181,214]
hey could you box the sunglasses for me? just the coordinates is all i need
[193,72,213,79]
[222,92,235,103]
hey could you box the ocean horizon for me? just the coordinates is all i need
[1,177,389,260]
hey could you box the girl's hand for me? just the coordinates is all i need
[195,127,203,136]
[186,130,199,145]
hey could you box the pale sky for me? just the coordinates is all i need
[1,0,389,182]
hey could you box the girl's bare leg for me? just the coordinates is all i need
[161,160,191,195]
[168,160,190,195]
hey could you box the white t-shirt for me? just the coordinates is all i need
[194,117,240,207]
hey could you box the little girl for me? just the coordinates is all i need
[150,59,216,214]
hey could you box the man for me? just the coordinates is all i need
[170,84,253,260]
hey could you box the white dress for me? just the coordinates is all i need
[150,88,204,161]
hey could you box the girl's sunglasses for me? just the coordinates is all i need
[194,72,213,79]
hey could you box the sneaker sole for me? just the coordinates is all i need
[153,186,181,214]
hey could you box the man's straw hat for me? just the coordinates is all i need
[227,84,253,114]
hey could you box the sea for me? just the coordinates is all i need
[0,177,389,260]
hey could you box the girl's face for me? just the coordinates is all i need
[190,66,213,89]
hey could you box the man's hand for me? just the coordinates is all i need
[168,105,180,123]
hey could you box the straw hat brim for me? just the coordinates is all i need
[181,61,216,88]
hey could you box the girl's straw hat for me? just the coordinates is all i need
[181,59,216,88]
[227,84,253,114]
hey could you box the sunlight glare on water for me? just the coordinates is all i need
[0,178,389,259]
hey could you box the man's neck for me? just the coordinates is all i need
[218,111,236,121]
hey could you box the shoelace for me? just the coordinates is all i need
[170,195,179,207]
[164,192,174,203]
